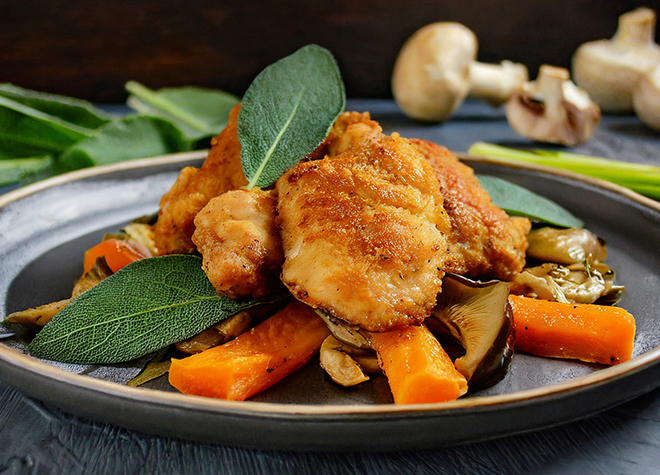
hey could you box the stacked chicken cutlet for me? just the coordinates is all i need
[154,104,530,333]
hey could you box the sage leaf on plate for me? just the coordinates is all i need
[477,175,584,228]
[57,115,192,171]
[29,255,268,364]
[238,44,346,189]
[125,81,240,142]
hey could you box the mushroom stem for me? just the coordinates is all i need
[468,60,529,106]
[615,7,657,46]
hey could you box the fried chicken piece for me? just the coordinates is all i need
[309,111,383,160]
[153,104,248,255]
[412,139,530,280]
[277,130,451,332]
[192,188,283,298]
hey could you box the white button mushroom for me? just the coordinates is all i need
[505,65,601,146]
[572,7,660,113]
[392,22,528,122]
[633,64,660,131]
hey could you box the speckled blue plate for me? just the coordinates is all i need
[1,151,659,451]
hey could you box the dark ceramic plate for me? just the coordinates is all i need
[1,151,660,451]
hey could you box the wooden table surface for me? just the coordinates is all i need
[1,99,660,474]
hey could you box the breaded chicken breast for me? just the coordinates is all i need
[276,129,451,332]
[154,104,247,255]
[192,188,283,299]
[412,139,530,280]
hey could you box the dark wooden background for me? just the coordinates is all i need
[2,0,660,102]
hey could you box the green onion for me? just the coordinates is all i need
[467,142,660,200]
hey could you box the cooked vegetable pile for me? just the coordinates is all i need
[3,46,636,405]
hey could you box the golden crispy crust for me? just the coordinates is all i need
[153,104,247,255]
[412,139,530,280]
[192,188,283,299]
[277,130,451,332]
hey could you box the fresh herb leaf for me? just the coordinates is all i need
[0,95,97,158]
[57,115,192,171]
[0,83,114,129]
[125,81,240,142]
[238,44,346,189]
[0,156,53,186]
[29,255,270,364]
[477,175,584,228]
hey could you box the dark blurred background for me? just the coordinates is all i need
[3,0,660,102]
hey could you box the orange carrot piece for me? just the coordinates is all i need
[369,324,468,404]
[509,294,636,365]
[168,301,330,401]
[83,239,149,273]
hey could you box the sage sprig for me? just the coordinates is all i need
[477,175,584,228]
[29,255,272,364]
[238,44,346,189]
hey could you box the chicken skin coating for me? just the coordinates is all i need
[192,188,283,299]
[412,139,530,280]
[154,104,247,255]
[276,131,451,332]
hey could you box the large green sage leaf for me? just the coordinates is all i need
[477,175,584,228]
[238,44,345,189]
[57,115,191,171]
[29,255,268,364]
[125,81,240,142]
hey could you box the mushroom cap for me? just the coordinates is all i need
[572,7,660,113]
[506,65,601,146]
[392,22,478,122]
[633,64,660,132]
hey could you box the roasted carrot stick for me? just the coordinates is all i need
[83,239,149,273]
[509,294,636,365]
[168,301,330,401]
[369,324,468,404]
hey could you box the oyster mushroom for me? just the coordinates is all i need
[505,65,601,145]
[510,262,623,304]
[431,274,514,390]
[526,227,607,265]
[572,7,660,113]
[392,22,528,122]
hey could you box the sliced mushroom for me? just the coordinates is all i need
[510,261,623,304]
[175,311,253,355]
[432,274,514,390]
[572,7,660,113]
[392,22,528,122]
[319,335,374,387]
[315,309,370,349]
[506,65,601,145]
[526,227,607,265]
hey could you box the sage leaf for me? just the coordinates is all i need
[29,255,267,364]
[125,81,240,142]
[57,115,192,171]
[477,175,584,228]
[0,96,95,158]
[0,83,114,130]
[238,44,346,189]
[0,156,53,186]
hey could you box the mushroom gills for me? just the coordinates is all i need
[431,274,514,391]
